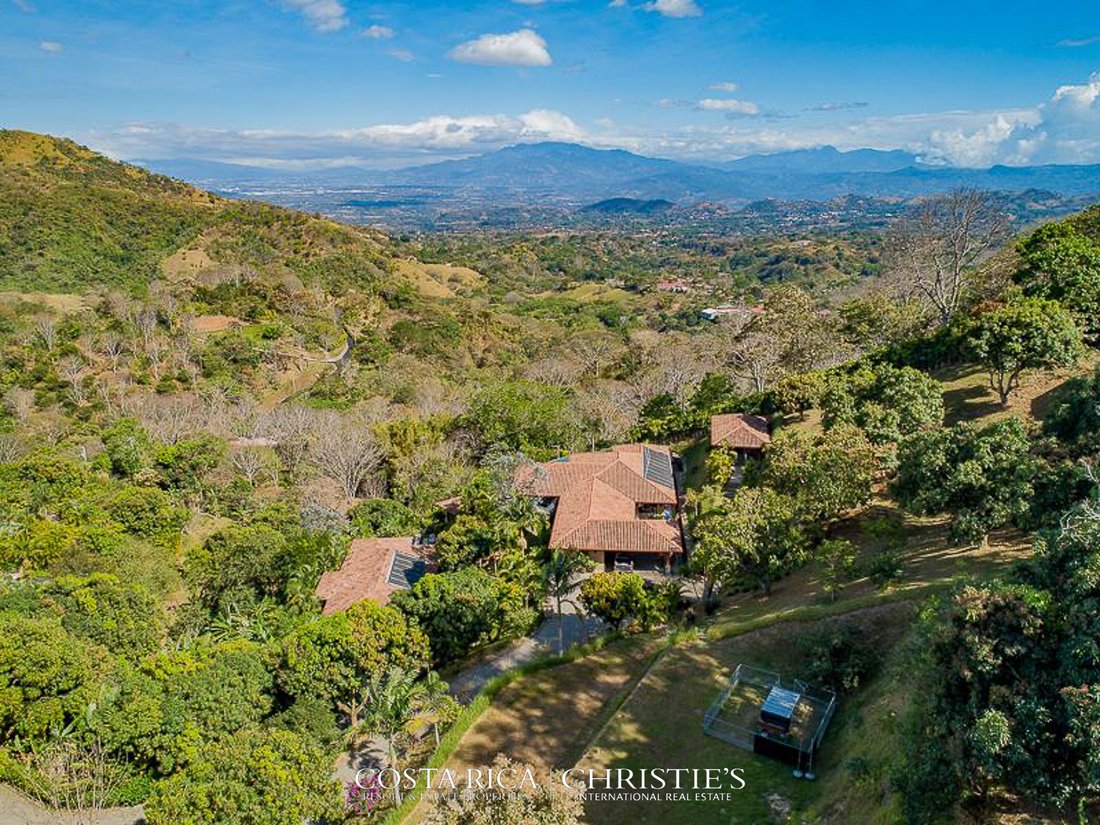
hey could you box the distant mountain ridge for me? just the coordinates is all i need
[137,141,1100,204]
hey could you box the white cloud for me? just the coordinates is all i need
[448,29,551,67]
[808,101,869,111]
[512,0,547,5]
[923,73,1100,166]
[387,49,414,62]
[39,40,62,53]
[85,73,1100,170]
[1058,34,1100,47]
[709,81,738,93]
[518,109,584,139]
[645,0,702,18]
[362,25,394,39]
[697,98,759,115]
[92,109,584,169]
[280,0,348,33]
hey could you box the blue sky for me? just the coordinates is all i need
[2,0,1100,168]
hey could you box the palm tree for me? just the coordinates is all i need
[358,668,453,805]
[541,550,594,655]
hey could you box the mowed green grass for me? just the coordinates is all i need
[578,604,914,824]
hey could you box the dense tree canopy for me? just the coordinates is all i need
[893,418,1042,542]
[822,362,944,445]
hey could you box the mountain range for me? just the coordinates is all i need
[137,142,1100,205]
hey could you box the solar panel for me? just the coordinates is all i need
[642,446,675,489]
[387,551,428,589]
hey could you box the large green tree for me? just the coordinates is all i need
[969,297,1081,407]
[763,424,876,523]
[1015,221,1100,341]
[143,727,342,825]
[893,418,1042,543]
[391,568,522,666]
[689,485,806,597]
[276,600,429,718]
[822,362,944,446]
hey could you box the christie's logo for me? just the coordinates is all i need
[352,765,748,804]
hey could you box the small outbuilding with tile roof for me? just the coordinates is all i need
[710,413,771,456]
[315,537,435,614]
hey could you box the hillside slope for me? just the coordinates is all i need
[0,130,401,294]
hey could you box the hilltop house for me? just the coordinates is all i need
[315,537,435,614]
[518,444,684,572]
[710,413,771,459]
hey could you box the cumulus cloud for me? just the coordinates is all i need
[923,73,1100,166]
[39,40,62,53]
[448,29,552,67]
[709,81,738,93]
[84,73,1100,170]
[697,98,759,115]
[280,0,348,33]
[362,25,394,39]
[645,0,702,18]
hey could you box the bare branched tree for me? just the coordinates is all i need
[309,411,384,501]
[57,355,86,405]
[729,330,786,392]
[97,333,126,370]
[0,432,25,463]
[260,405,317,479]
[35,317,58,352]
[230,445,275,486]
[884,188,1012,325]
[4,387,35,423]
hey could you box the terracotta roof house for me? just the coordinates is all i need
[711,413,771,455]
[315,537,435,615]
[519,444,684,571]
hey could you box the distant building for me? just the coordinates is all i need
[518,444,684,572]
[315,537,435,614]
[700,303,765,322]
[710,413,772,458]
[657,281,690,293]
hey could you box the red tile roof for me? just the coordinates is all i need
[519,444,683,556]
[711,413,771,451]
[315,537,434,614]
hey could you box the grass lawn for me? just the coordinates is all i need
[578,603,914,824]
[705,495,1030,640]
[405,637,667,823]
[938,350,1100,426]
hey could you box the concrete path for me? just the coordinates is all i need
[446,611,604,701]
